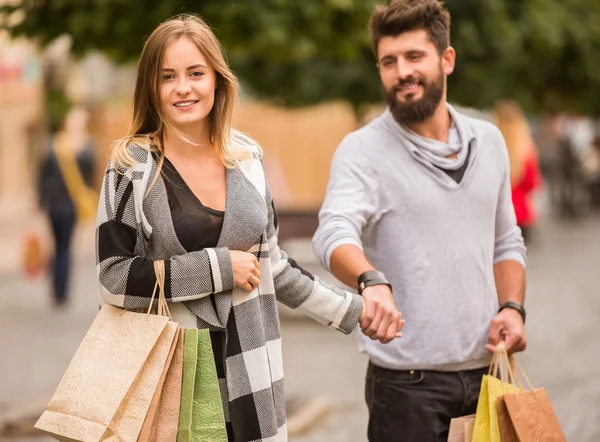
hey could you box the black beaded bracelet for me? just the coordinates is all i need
[498,301,526,324]
[357,270,392,295]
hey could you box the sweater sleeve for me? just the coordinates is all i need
[493,131,527,267]
[265,182,363,335]
[312,134,379,271]
[96,157,234,309]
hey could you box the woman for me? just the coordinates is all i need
[37,106,96,306]
[96,14,401,441]
[493,101,543,243]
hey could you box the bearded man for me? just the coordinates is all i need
[312,1,528,441]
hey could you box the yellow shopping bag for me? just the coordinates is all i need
[472,343,520,442]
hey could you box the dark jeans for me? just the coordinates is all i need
[48,205,76,304]
[365,362,488,442]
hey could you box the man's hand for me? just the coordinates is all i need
[360,285,404,344]
[486,308,527,354]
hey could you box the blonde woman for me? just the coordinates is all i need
[492,100,543,241]
[96,14,402,442]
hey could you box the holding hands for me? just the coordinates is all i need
[360,284,404,344]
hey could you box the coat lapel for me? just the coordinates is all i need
[217,166,268,252]
[210,164,268,329]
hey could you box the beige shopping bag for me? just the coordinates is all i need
[447,414,475,442]
[35,260,178,442]
[138,326,185,442]
[464,418,475,441]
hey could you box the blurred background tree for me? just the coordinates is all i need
[2,0,600,115]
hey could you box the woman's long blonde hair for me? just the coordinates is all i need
[492,100,533,186]
[110,14,251,170]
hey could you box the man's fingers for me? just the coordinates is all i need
[396,314,404,335]
[380,314,400,344]
[487,319,502,346]
[395,319,405,338]
[505,334,527,354]
[363,304,383,338]
[374,313,393,341]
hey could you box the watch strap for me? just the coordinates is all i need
[357,270,392,295]
[498,301,526,324]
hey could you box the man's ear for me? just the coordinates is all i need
[442,46,456,76]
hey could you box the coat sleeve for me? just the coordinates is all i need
[264,180,363,334]
[96,155,234,310]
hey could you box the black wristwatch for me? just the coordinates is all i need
[498,301,526,324]
[357,270,392,295]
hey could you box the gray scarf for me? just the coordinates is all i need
[385,103,474,171]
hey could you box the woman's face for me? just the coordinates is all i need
[159,37,217,132]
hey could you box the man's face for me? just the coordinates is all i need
[377,29,455,125]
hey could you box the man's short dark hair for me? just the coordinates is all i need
[370,0,451,58]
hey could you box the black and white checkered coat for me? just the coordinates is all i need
[95,139,363,442]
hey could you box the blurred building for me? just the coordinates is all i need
[0,33,43,212]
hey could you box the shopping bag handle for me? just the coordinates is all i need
[489,342,517,386]
[508,355,536,391]
[147,259,172,319]
[489,342,536,392]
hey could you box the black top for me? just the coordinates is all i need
[161,157,224,252]
[436,142,472,183]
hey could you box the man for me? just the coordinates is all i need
[312,1,527,440]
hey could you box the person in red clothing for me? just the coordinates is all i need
[493,101,543,243]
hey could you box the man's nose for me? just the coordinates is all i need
[396,59,415,79]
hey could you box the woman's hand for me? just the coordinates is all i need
[230,250,261,292]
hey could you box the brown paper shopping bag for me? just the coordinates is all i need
[496,395,518,442]
[447,414,475,442]
[138,327,185,442]
[35,260,179,442]
[500,357,566,442]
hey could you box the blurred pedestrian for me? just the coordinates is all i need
[95,14,402,442]
[313,1,527,441]
[36,105,96,306]
[493,100,543,243]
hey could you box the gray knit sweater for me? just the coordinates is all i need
[313,106,526,371]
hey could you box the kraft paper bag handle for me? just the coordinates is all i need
[146,259,172,320]
[508,355,536,392]
[488,342,520,387]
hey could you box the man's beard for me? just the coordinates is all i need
[384,69,445,125]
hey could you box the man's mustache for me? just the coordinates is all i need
[392,77,424,93]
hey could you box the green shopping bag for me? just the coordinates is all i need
[177,329,228,442]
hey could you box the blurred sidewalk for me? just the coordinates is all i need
[0,195,95,276]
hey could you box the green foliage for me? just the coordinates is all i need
[2,0,600,114]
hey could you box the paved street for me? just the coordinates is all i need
[0,213,599,441]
